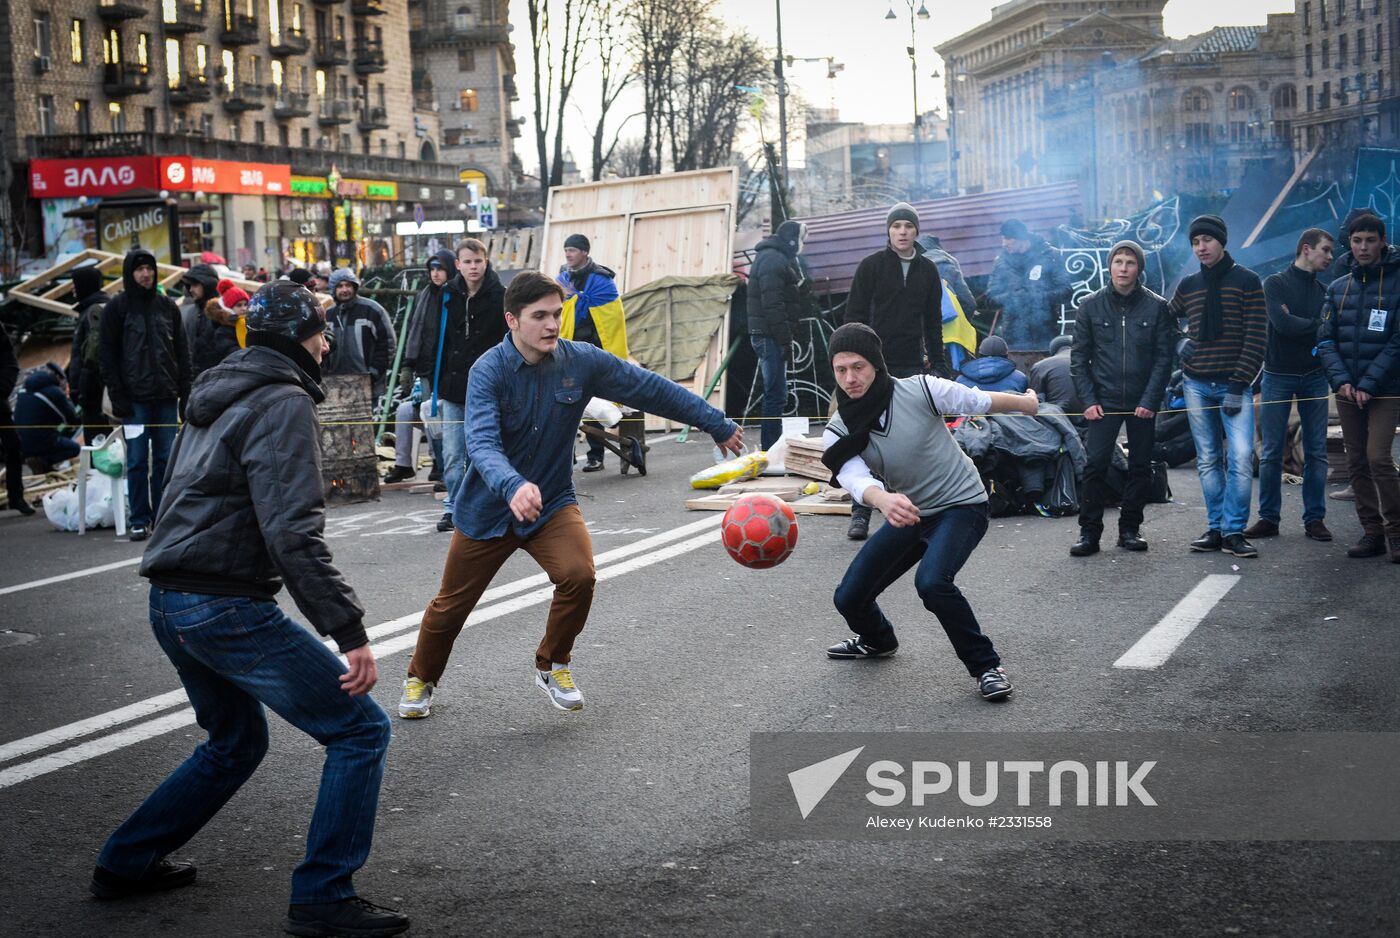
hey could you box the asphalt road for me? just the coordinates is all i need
[1,434,1397,937]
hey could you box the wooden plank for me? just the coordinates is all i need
[1241,139,1325,250]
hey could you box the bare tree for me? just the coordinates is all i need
[526,0,597,205]
[666,17,768,171]
[603,138,646,178]
[588,0,639,181]
[625,0,690,176]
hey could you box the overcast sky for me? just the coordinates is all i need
[505,0,1294,175]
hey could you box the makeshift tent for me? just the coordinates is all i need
[622,274,738,429]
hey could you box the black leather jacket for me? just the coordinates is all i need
[1070,284,1176,411]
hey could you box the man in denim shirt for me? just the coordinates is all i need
[398,272,743,718]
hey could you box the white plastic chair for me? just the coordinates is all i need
[77,430,128,537]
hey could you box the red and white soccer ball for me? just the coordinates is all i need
[720,494,799,569]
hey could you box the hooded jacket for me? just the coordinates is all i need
[988,236,1072,351]
[1071,283,1175,411]
[919,238,978,321]
[325,288,396,392]
[746,221,803,344]
[955,354,1028,393]
[402,250,457,379]
[192,297,244,378]
[67,266,109,400]
[139,346,367,652]
[1317,244,1400,396]
[14,367,79,453]
[179,263,222,347]
[97,250,192,415]
[416,266,507,405]
[844,242,946,375]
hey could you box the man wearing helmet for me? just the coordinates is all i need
[91,281,409,938]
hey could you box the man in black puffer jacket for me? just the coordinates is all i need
[745,219,804,450]
[98,280,408,938]
[1069,239,1174,556]
[97,249,192,540]
[1317,213,1400,561]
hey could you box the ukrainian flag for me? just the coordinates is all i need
[560,272,630,361]
[941,280,978,370]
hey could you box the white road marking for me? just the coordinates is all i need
[0,517,722,790]
[1113,574,1240,670]
[0,557,142,597]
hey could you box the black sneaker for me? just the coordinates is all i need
[284,897,409,937]
[382,465,416,484]
[8,497,35,516]
[1069,532,1100,557]
[436,512,454,533]
[978,667,1013,700]
[90,859,197,900]
[1222,533,1258,558]
[129,525,150,542]
[433,481,447,493]
[1117,529,1148,552]
[847,506,871,540]
[427,467,442,482]
[1189,529,1222,552]
[826,634,898,659]
[583,455,604,472]
[1347,534,1386,558]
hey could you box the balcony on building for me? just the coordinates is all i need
[351,0,387,16]
[314,37,349,67]
[358,105,389,130]
[319,97,353,125]
[271,27,310,57]
[170,72,214,104]
[221,82,268,113]
[98,0,147,23]
[161,2,206,34]
[220,14,259,46]
[503,74,519,102]
[274,91,312,118]
[353,38,386,75]
[103,63,152,97]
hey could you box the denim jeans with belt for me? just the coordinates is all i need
[97,588,391,904]
[1257,370,1330,526]
[832,503,1000,677]
[1183,376,1256,535]
[749,334,788,451]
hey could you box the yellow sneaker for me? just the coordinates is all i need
[397,676,435,719]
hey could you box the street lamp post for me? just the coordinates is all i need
[886,2,930,196]
[774,0,790,189]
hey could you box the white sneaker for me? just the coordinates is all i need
[535,667,584,711]
[397,676,435,718]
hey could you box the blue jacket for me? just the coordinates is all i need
[955,355,1028,393]
[458,336,738,539]
[14,367,79,452]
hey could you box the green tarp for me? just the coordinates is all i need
[623,274,739,382]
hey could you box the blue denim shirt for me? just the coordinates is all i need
[455,336,738,539]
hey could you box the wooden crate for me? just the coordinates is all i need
[782,436,830,482]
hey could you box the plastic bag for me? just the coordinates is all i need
[90,434,126,478]
[42,471,116,531]
[582,397,623,428]
[1045,452,1080,517]
[689,451,768,490]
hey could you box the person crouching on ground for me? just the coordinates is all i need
[820,323,1040,701]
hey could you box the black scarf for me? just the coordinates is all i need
[1199,252,1236,342]
[821,324,896,485]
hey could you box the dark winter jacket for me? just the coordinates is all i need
[955,355,1028,393]
[67,276,110,402]
[192,299,243,378]
[1071,284,1175,411]
[15,367,79,453]
[179,263,222,347]
[416,267,507,405]
[1317,245,1400,396]
[1262,263,1328,376]
[1028,348,1083,414]
[402,250,457,380]
[1168,260,1266,386]
[325,291,396,395]
[0,328,18,403]
[844,243,946,374]
[919,238,977,320]
[988,237,1072,351]
[97,250,193,415]
[139,346,367,652]
[746,222,803,344]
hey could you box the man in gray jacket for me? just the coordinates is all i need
[325,268,396,400]
[92,281,408,938]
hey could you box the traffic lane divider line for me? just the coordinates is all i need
[1112,574,1240,670]
[0,557,142,597]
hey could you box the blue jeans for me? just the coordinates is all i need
[832,503,1000,677]
[431,398,469,506]
[1183,376,1255,535]
[124,400,179,527]
[749,335,788,451]
[1257,371,1329,525]
[98,588,391,903]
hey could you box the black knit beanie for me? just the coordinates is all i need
[1189,214,1228,246]
[564,233,591,252]
[829,323,887,373]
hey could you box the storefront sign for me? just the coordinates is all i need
[96,202,177,264]
[289,175,398,200]
[159,157,291,196]
[29,156,162,199]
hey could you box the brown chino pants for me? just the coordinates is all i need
[408,504,596,680]
[1335,396,1400,539]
